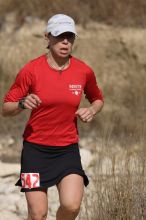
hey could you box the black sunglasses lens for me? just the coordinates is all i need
[57,33,75,39]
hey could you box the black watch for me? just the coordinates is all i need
[18,98,26,109]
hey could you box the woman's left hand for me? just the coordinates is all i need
[75,107,94,123]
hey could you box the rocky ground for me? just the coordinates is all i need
[0,173,64,220]
[0,165,94,220]
[0,136,94,220]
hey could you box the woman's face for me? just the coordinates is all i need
[47,32,75,58]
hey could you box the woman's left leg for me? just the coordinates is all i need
[56,174,84,220]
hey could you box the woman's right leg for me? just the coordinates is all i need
[25,189,48,220]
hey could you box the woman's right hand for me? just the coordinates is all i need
[2,94,42,117]
[22,94,42,110]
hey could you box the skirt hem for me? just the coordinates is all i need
[15,169,89,192]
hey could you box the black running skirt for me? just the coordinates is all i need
[15,141,89,192]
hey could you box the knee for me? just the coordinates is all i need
[28,209,48,220]
[61,203,80,217]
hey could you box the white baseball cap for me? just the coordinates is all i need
[46,14,77,37]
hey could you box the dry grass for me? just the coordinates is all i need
[0,0,146,27]
[78,133,146,220]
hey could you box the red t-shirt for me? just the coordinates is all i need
[4,54,103,146]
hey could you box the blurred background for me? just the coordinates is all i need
[0,0,146,219]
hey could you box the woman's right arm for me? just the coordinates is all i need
[1,94,42,117]
[1,102,23,117]
[2,63,42,117]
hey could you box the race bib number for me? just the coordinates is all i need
[21,173,40,189]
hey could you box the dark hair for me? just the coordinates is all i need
[46,33,50,49]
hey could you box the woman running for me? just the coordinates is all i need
[2,14,104,220]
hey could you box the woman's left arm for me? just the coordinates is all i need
[75,99,104,123]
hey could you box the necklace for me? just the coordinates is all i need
[47,52,70,73]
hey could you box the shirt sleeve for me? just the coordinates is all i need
[84,69,103,103]
[3,65,33,102]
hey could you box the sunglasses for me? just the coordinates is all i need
[55,32,75,40]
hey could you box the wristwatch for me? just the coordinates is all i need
[18,98,26,109]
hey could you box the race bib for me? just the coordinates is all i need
[21,173,40,189]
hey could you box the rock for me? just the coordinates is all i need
[0,161,20,177]
[0,135,15,148]
[0,211,21,220]
[80,148,93,169]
